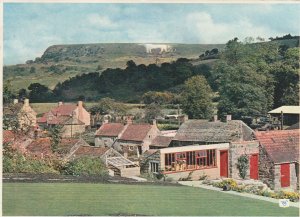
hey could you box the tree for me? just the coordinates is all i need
[18,88,28,101]
[144,103,163,122]
[181,75,213,119]
[29,66,36,74]
[3,80,15,104]
[49,125,62,153]
[142,91,174,104]
[28,83,53,102]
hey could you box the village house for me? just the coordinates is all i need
[268,106,300,127]
[113,120,160,158]
[94,122,126,147]
[3,99,37,131]
[37,101,90,137]
[255,130,299,191]
[171,117,254,147]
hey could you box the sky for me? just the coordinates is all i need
[4,3,300,65]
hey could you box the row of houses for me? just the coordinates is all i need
[3,99,299,191]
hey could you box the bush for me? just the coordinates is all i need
[236,155,249,179]
[3,151,59,174]
[213,179,238,189]
[63,157,108,177]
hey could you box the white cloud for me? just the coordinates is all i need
[184,12,279,43]
[87,14,118,29]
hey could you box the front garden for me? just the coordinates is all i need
[202,178,300,202]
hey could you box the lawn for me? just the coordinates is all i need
[3,183,299,216]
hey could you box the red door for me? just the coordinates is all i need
[250,154,259,180]
[220,150,228,177]
[281,164,290,187]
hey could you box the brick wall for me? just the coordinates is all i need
[229,141,259,179]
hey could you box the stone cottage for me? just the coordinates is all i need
[3,99,37,131]
[114,121,160,158]
[171,118,254,147]
[37,101,90,137]
[255,130,299,191]
[94,123,126,147]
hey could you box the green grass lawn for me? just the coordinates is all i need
[3,183,299,216]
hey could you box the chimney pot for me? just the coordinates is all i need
[13,99,19,104]
[58,101,63,106]
[78,101,83,107]
[226,115,232,122]
[152,119,157,125]
[213,115,218,122]
[24,99,29,106]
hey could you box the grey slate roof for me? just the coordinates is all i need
[173,119,254,143]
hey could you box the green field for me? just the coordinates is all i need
[3,183,298,216]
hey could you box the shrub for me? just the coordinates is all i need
[236,155,249,179]
[63,157,108,177]
[213,179,238,189]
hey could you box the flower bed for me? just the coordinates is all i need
[203,179,299,202]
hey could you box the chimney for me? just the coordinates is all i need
[13,99,18,104]
[24,99,29,106]
[152,119,157,125]
[213,115,218,122]
[226,115,232,122]
[126,116,133,124]
[58,101,63,106]
[78,101,83,108]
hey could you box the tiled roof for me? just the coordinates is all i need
[255,130,299,164]
[95,123,125,137]
[26,137,80,156]
[3,103,23,115]
[119,124,152,142]
[37,112,49,123]
[3,130,15,144]
[268,106,300,114]
[150,136,173,148]
[51,104,77,116]
[173,120,254,142]
[72,145,109,158]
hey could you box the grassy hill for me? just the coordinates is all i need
[4,43,225,90]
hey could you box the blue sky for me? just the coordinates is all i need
[4,3,300,65]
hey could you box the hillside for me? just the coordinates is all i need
[4,43,225,90]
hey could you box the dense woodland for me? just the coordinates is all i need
[4,36,299,120]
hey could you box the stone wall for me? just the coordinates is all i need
[259,145,275,189]
[62,125,85,138]
[229,141,259,179]
[140,151,161,174]
[95,136,116,147]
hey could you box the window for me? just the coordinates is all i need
[165,149,216,172]
[150,162,159,173]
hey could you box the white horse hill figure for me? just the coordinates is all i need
[142,44,172,54]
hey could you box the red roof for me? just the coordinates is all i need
[255,130,299,164]
[95,123,125,137]
[120,124,153,142]
[51,104,77,116]
[26,137,80,156]
[37,112,49,123]
[3,130,15,144]
[72,146,109,158]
